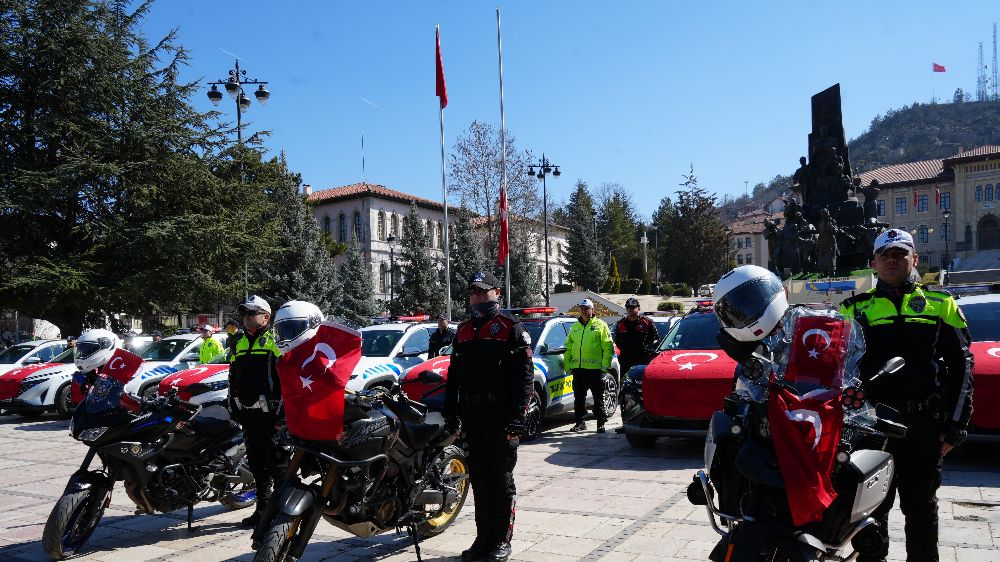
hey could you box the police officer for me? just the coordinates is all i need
[428,313,455,358]
[223,320,242,360]
[613,297,660,379]
[444,271,533,562]
[198,324,224,363]
[840,228,974,562]
[565,299,614,433]
[228,295,283,527]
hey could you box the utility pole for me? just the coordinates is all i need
[527,155,561,306]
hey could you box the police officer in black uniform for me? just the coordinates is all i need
[444,271,534,562]
[613,297,660,379]
[428,313,455,358]
[840,229,974,562]
[228,295,283,528]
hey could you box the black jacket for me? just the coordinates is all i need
[428,327,456,358]
[613,316,660,368]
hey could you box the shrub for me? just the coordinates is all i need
[554,283,573,294]
[657,301,684,312]
[658,285,674,297]
[673,284,693,297]
[621,278,642,294]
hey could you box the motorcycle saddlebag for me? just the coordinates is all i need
[814,449,893,545]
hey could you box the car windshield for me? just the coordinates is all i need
[658,313,722,351]
[652,319,674,340]
[52,348,76,364]
[0,344,34,364]
[361,330,403,357]
[139,339,189,362]
[521,321,545,347]
[959,302,1000,342]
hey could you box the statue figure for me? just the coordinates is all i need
[762,218,783,273]
[817,208,840,276]
[794,213,818,273]
[783,196,802,221]
[780,214,802,274]
[855,217,889,258]
[791,156,811,203]
[860,179,881,220]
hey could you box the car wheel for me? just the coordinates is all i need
[521,386,543,443]
[17,410,45,419]
[602,373,618,418]
[141,385,158,403]
[55,383,74,419]
[625,432,657,448]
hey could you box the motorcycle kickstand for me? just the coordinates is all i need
[406,523,423,562]
[187,504,194,532]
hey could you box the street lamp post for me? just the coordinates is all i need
[640,228,649,274]
[942,209,952,270]
[206,60,270,145]
[387,234,397,315]
[652,226,659,293]
[527,154,561,306]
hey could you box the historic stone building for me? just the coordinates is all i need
[306,182,569,307]
[728,208,782,269]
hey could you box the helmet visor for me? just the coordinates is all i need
[76,340,106,360]
[274,318,311,345]
[714,276,784,330]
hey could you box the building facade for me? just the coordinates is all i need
[728,208,781,269]
[307,183,569,307]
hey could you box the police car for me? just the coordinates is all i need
[400,307,621,441]
[957,292,1000,442]
[157,357,232,407]
[348,318,457,391]
[121,333,228,403]
[0,347,78,418]
[0,339,69,376]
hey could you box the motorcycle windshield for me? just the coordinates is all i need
[83,375,126,415]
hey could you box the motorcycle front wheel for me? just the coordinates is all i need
[42,488,111,560]
[417,445,470,537]
[253,512,302,562]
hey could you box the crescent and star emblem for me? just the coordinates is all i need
[300,343,338,390]
[988,347,1000,359]
[107,357,124,371]
[785,409,823,449]
[672,352,718,371]
[801,328,832,359]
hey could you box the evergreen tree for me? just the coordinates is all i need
[448,205,484,316]
[596,184,640,276]
[564,180,606,292]
[394,203,439,316]
[663,165,730,291]
[652,196,679,283]
[335,240,378,327]
[507,223,542,307]
[602,256,622,293]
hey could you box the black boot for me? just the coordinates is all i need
[485,542,511,561]
[243,481,271,528]
[570,422,586,432]
[461,536,490,561]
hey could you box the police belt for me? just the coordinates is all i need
[462,392,498,405]
[890,393,942,415]
[234,395,271,413]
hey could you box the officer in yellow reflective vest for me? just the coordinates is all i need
[840,228,974,562]
[564,299,614,433]
[228,295,282,528]
[198,324,224,363]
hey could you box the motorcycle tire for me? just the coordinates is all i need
[42,488,110,560]
[253,512,300,562]
[217,449,257,511]
[417,445,470,538]
[759,536,819,562]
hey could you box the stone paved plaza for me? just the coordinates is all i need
[1,411,998,561]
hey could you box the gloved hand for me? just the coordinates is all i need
[505,415,528,438]
[445,416,461,435]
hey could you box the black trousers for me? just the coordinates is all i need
[465,423,518,546]
[573,369,607,424]
[855,414,943,562]
[234,408,280,510]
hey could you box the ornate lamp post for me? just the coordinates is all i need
[942,209,952,270]
[206,60,270,145]
[387,233,397,314]
[527,155,560,306]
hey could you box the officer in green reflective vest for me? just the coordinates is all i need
[840,228,974,562]
[198,324,224,363]
[228,295,282,528]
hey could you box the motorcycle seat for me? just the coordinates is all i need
[188,405,235,435]
[402,411,446,449]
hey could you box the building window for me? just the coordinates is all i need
[877,200,886,216]
[917,194,928,213]
[940,192,951,210]
[536,237,542,253]
[537,266,543,282]
[940,222,951,241]
[737,254,744,264]
[390,214,399,237]
[322,215,331,234]
[745,253,752,264]
[987,184,995,201]
[895,197,907,215]
[377,211,386,240]
[338,213,347,243]
[976,185,983,202]
[737,238,744,249]
[353,211,363,240]
[379,263,387,293]
[437,223,444,249]
[558,243,563,258]
[745,236,751,248]
[917,225,929,244]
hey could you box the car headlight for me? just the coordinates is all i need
[188,380,229,394]
[18,378,46,394]
[78,426,109,443]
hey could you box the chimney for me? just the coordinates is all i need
[302,184,312,195]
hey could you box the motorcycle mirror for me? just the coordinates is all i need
[416,370,444,384]
[869,356,906,384]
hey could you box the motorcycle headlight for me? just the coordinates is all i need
[78,426,109,443]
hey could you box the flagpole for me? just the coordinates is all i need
[438,26,452,320]
[497,6,511,308]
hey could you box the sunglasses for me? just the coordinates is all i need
[470,287,494,295]
[241,310,264,317]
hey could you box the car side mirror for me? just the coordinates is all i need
[399,346,424,358]
[23,356,41,365]
[438,346,450,356]
[180,352,200,363]
[417,370,444,384]
[543,346,566,356]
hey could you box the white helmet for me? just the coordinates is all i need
[274,300,324,353]
[75,328,122,373]
[713,265,788,342]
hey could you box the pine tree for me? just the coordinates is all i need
[596,185,640,278]
[448,205,484,316]
[507,223,542,307]
[335,240,378,326]
[565,181,606,292]
[663,165,730,290]
[395,203,439,316]
[602,256,622,293]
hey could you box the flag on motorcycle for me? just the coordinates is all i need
[100,348,144,385]
[767,385,843,526]
[277,322,362,441]
[785,314,850,389]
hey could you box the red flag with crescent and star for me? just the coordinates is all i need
[99,348,143,385]
[768,385,844,525]
[277,322,362,441]
[785,314,850,389]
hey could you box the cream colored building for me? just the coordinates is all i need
[728,209,782,269]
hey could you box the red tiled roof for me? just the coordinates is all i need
[857,159,945,187]
[947,145,1000,160]
[729,210,782,235]
[307,183,453,211]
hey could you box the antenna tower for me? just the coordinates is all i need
[977,41,989,101]
[993,23,998,100]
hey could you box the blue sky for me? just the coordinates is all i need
[144,1,997,218]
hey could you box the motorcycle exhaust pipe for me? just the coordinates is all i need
[413,490,445,506]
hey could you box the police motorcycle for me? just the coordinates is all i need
[686,266,908,562]
[42,330,255,560]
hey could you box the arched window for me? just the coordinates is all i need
[437,223,444,249]
[976,185,983,202]
[377,211,386,240]
[379,262,388,293]
[353,211,363,240]
[390,214,399,237]
[322,215,331,234]
[338,213,347,243]
[987,184,995,201]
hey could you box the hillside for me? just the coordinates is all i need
[720,99,1000,220]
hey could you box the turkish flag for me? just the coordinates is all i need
[933,63,946,72]
[935,187,941,208]
[277,322,362,441]
[913,190,918,207]
[768,385,843,526]
[785,315,850,389]
[436,27,448,109]
[497,187,509,267]
[98,348,143,385]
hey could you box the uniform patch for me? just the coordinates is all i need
[490,323,502,336]
[909,296,926,313]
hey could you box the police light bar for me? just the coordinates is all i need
[695,300,714,308]
[396,315,430,322]
[519,307,557,315]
